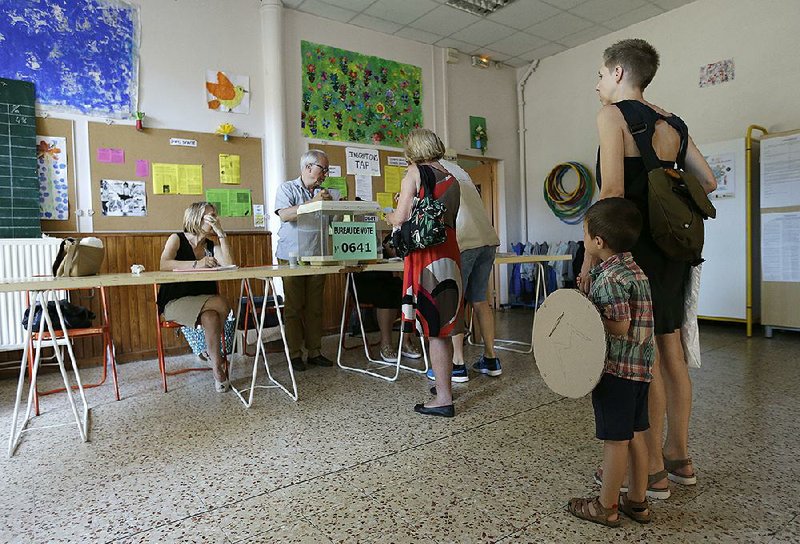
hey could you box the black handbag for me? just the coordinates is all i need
[392,164,447,258]
[21,300,96,331]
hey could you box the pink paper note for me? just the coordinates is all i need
[110,148,125,164]
[97,148,112,162]
[135,160,150,177]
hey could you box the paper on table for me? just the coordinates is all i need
[219,154,241,185]
[135,160,150,177]
[355,174,372,201]
[322,176,347,197]
[173,264,238,272]
[383,165,404,193]
[206,188,252,217]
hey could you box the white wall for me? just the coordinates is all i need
[446,53,521,247]
[136,0,264,136]
[521,0,800,244]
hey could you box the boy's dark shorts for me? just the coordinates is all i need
[592,373,650,441]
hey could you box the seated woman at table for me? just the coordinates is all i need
[157,202,234,392]
[352,234,422,362]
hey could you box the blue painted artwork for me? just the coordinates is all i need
[0,0,140,117]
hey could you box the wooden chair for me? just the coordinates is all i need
[27,287,119,416]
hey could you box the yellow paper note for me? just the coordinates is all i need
[219,154,241,185]
[384,165,404,193]
[152,163,179,194]
[178,164,203,195]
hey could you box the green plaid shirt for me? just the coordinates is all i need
[589,252,655,382]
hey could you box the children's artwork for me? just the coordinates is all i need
[100,179,146,217]
[206,188,251,217]
[36,135,68,220]
[219,154,241,185]
[0,0,140,117]
[699,59,735,88]
[301,41,422,146]
[206,70,250,114]
[705,152,736,198]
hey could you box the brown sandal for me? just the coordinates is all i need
[663,457,697,485]
[568,496,621,527]
[619,492,651,524]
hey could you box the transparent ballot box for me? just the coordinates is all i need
[296,200,382,264]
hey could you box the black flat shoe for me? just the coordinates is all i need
[307,354,333,367]
[414,403,455,418]
[291,357,307,372]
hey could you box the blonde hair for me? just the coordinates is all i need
[404,128,445,164]
[183,201,215,235]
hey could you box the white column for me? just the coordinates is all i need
[260,0,286,263]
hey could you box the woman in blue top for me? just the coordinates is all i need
[158,202,234,392]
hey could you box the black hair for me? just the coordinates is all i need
[603,38,660,90]
[585,198,643,252]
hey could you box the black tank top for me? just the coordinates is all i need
[156,232,218,313]
[596,100,689,236]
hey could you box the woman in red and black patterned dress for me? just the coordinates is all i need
[386,129,463,418]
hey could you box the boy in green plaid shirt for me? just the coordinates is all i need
[569,198,656,527]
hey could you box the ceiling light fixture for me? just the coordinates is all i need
[446,0,517,17]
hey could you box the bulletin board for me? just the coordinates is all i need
[88,122,264,232]
[309,142,407,233]
[36,117,77,232]
[759,128,800,332]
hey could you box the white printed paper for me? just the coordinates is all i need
[761,133,800,209]
[253,204,265,228]
[169,138,197,147]
[705,152,736,199]
[762,212,800,282]
[346,147,381,176]
[100,179,147,216]
[387,156,408,167]
[328,165,341,177]
[355,174,373,201]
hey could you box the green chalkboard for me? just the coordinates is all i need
[0,78,41,238]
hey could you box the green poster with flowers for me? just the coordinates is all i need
[301,41,423,147]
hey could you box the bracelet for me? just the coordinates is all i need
[193,260,197,268]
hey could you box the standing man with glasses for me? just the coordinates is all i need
[274,149,334,371]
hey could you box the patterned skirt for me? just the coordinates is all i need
[401,226,464,338]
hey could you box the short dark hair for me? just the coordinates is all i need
[603,38,659,90]
[585,198,643,252]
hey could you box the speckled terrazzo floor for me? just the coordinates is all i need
[0,310,798,543]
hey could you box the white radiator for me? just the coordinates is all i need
[0,237,64,351]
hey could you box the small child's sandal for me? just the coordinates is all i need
[619,492,651,524]
[568,496,621,527]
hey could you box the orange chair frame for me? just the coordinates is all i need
[26,286,119,416]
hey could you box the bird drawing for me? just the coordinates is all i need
[206,71,247,112]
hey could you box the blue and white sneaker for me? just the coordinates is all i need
[426,364,470,383]
[473,355,502,377]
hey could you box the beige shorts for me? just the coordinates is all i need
[163,295,216,327]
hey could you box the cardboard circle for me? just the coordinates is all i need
[533,289,607,398]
